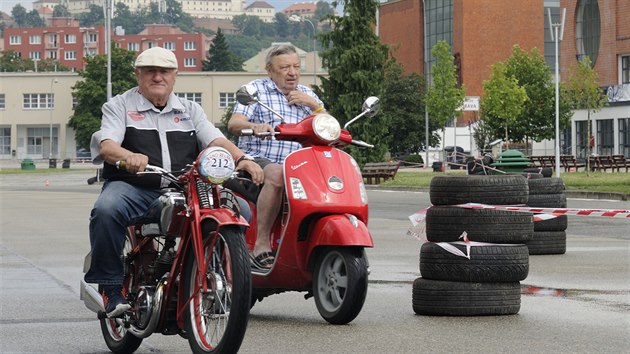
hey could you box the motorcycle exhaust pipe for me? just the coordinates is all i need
[80,279,104,313]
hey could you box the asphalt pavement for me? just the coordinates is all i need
[0,169,628,353]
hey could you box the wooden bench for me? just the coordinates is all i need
[361,162,400,184]
[560,155,586,172]
[612,155,629,172]
[589,156,615,172]
[530,156,555,168]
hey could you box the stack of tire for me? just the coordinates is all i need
[412,175,532,316]
[526,176,567,255]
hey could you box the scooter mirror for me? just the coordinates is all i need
[362,96,380,118]
[236,84,259,105]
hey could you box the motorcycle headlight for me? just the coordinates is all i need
[197,147,235,184]
[312,114,341,142]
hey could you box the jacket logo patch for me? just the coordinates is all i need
[174,115,191,123]
[128,111,145,121]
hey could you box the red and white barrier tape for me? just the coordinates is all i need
[454,203,630,219]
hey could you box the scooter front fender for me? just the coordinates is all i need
[307,214,373,256]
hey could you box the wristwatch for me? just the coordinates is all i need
[236,154,255,165]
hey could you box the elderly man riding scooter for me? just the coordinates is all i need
[228,44,325,270]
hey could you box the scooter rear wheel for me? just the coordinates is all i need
[313,247,368,325]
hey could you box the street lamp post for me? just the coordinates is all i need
[49,78,58,160]
[289,15,317,86]
[547,7,566,178]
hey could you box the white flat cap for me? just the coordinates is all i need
[134,47,178,69]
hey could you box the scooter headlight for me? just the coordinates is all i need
[197,147,235,184]
[312,114,341,142]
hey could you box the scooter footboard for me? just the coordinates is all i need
[307,214,373,255]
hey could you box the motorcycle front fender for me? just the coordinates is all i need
[307,214,373,256]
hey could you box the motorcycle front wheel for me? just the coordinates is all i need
[183,226,251,354]
[99,234,143,354]
[313,247,369,325]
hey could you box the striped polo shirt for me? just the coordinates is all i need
[100,87,223,188]
[232,78,324,164]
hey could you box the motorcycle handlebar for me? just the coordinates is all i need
[240,128,275,137]
[116,160,167,174]
[351,140,374,148]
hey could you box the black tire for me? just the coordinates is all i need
[99,234,143,354]
[430,175,529,206]
[313,247,368,325]
[426,207,533,244]
[534,214,568,232]
[419,242,529,282]
[412,278,521,316]
[183,226,251,354]
[527,177,565,194]
[527,193,567,208]
[523,167,552,177]
[527,231,567,255]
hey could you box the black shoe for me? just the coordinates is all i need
[103,285,131,318]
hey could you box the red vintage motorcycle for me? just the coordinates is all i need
[80,146,251,354]
[229,85,379,324]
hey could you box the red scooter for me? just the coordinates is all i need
[230,85,379,324]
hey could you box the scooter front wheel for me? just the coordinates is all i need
[313,247,368,324]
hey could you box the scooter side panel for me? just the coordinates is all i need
[306,214,373,251]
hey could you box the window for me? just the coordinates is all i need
[619,118,630,157]
[48,50,57,60]
[88,33,97,42]
[27,127,55,156]
[176,92,202,104]
[622,55,630,84]
[163,42,176,50]
[575,120,589,158]
[9,35,21,45]
[65,51,77,60]
[29,35,41,44]
[147,42,156,48]
[184,57,196,67]
[0,94,5,109]
[560,127,572,155]
[72,94,78,109]
[0,127,10,155]
[23,93,54,109]
[424,0,453,85]
[219,92,235,108]
[184,41,196,50]
[575,0,600,66]
[128,42,140,52]
[596,119,613,156]
[64,34,77,44]
[30,51,41,60]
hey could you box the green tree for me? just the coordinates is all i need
[163,0,194,32]
[202,28,244,71]
[503,46,572,149]
[113,3,145,35]
[381,61,437,157]
[26,10,45,27]
[77,4,104,26]
[481,62,527,148]
[563,57,607,174]
[11,5,28,27]
[274,13,290,37]
[317,0,390,165]
[68,47,138,149]
[425,40,465,159]
[0,50,69,72]
[53,5,71,17]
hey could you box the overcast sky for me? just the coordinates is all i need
[1,1,340,15]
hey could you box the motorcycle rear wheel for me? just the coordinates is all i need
[313,247,368,325]
[183,226,251,354]
[99,234,143,354]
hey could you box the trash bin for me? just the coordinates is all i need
[49,158,57,168]
[21,158,36,170]
[432,161,444,172]
[62,159,71,168]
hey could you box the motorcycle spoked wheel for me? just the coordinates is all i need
[183,226,251,354]
[313,247,368,325]
[99,234,143,354]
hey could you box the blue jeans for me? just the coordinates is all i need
[84,181,251,285]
